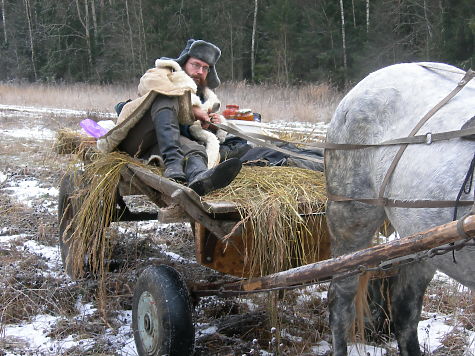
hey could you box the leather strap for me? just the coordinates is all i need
[212,121,324,164]
[327,192,474,208]
[213,118,475,162]
[326,68,475,208]
[303,126,475,150]
[378,68,475,199]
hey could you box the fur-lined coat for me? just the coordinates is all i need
[96,59,226,168]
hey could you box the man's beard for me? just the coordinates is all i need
[191,75,207,88]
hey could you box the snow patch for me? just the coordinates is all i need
[0,127,56,140]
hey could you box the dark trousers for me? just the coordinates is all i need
[118,94,207,162]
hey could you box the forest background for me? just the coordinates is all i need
[0,0,474,87]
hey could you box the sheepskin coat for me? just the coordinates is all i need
[96,59,226,167]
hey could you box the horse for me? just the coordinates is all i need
[324,62,475,356]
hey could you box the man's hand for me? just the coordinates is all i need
[192,106,211,129]
[192,107,222,130]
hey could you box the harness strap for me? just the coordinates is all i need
[212,121,324,164]
[327,192,474,208]
[378,69,475,199]
[302,126,475,150]
[213,118,475,163]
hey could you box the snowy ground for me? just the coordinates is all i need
[0,104,474,355]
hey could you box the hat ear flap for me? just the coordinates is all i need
[175,38,196,66]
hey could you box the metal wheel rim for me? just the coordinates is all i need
[137,290,161,355]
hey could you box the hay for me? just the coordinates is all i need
[64,149,328,280]
[206,166,327,276]
[54,129,95,155]
[64,152,162,279]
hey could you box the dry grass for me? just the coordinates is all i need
[217,81,341,123]
[207,166,327,277]
[64,152,162,279]
[0,82,136,113]
[0,80,341,123]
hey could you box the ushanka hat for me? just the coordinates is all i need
[173,39,221,89]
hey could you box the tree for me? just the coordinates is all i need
[24,0,37,80]
[339,0,347,75]
[1,0,7,44]
[251,0,258,82]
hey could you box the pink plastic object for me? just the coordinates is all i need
[80,118,109,138]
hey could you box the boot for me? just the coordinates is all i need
[185,155,242,196]
[152,108,186,182]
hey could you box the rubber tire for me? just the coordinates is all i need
[58,172,83,278]
[132,265,195,356]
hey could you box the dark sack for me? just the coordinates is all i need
[239,142,323,172]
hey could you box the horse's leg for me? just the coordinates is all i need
[389,262,435,356]
[327,201,385,356]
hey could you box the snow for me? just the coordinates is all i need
[0,103,116,119]
[1,127,56,140]
[4,178,58,210]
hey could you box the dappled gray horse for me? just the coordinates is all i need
[325,62,475,356]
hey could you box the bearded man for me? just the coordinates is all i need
[97,39,242,196]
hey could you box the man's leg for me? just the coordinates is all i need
[150,96,186,182]
[181,137,242,196]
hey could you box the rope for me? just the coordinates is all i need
[453,152,475,221]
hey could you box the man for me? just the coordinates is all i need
[97,39,242,196]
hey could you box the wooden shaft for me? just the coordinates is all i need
[201,215,475,294]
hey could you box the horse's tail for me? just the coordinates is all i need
[354,271,393,343]
[354,272,371,342]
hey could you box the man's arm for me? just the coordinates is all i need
[192,106,221,130]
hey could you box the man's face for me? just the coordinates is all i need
[184,57,209,87]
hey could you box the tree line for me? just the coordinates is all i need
[1,0,474,86]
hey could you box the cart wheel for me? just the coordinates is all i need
[133,265,194,356]
[58,172,84,278]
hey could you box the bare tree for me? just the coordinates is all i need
[24,0,37,80]
[75,0,93,71]
[91,0,98,42]
[351,0,356,28]
[138,0,148,71]
[1,0,7,44]
[366,0,370,33]
[124,0,136,72]
[229,14,234,80]
[339,0,347,73]
[251,0,258,82]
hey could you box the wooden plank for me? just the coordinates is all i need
[201,200,239,214]
[126,164,184,197]
[194,215,475,294]
[125,164,233,214]
[120,167,166,207]
[171,189,241,239]
[195,222,249,277]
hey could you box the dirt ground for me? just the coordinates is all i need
[0,106,473,356]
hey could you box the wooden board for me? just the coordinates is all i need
[194,214,331,278]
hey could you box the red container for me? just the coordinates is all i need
[223,104,239,119]
[236,109,254,121]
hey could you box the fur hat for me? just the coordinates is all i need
[172,39,221,89]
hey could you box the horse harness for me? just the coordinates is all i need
[215,67,475,212]
[325,67,475,212]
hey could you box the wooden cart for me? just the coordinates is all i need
[58,161,474,356]
[58,161,330,356]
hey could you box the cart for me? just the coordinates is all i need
[57,156,475,356]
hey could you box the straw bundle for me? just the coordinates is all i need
[54,129,95,155]
[64,152,162,278]
[65,148,328,280]
[206,166,328,277]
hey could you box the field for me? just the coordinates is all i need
[0,82,474,356]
